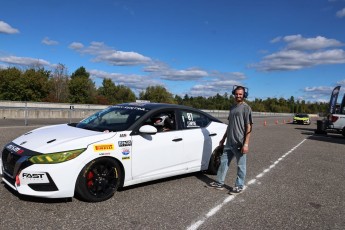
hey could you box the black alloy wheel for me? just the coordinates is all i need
[75,157,122,202]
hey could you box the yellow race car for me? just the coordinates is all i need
[293,113,311,125]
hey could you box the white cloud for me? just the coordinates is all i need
[188,79,242,97]
[0,21,19,34]
[69,42,84,50]
[89,69,161,93]
[336,79,345,85]
[42,37,59,46]
[336,8,345,18]
[0,55,51,67]
[252,35,345,71]
[283,35,343,50]
[70,41,151,66]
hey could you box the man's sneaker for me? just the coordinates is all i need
[207,182,224,190]
[231,186,243,193]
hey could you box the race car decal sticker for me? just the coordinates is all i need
[93,144,115,152]
[121,148,130,155]
[21,172,49,184]
[119,134,127,138]
[99,152,111,156]
[122,156,130,160]
[6,144,24,154]
[187,121,198,127]
[118,140,132,147]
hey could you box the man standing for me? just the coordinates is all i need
[208,85,253,193]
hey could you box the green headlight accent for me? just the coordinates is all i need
[29,148,86,164]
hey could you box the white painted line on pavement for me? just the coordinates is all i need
[187,138,307,230]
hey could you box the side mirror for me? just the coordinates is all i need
[139,125,157,134]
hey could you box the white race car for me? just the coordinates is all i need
[1,102,226,202]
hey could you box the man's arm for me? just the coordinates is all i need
[219,130,227,146]
[242,123,252,154]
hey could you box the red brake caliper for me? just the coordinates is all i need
[87,171,94,188]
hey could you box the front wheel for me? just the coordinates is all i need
[75,157,122,202]
[207,146,224,175]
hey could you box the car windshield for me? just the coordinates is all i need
[76,105,149,132]
[296,114,308,118]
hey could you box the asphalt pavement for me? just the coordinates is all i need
[0,117,344,230]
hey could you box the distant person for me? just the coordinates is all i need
[208,85,253,193]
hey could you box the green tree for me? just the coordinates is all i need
[139,85,175,103]
[97,78,117,104]
[68,67,97,104]
[0,67,23,100]
[21,68,51,101]
[98,78,136,104]
[114,85,136,103]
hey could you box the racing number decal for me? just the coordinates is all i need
[187,113,193,121]
[186,112,198,127]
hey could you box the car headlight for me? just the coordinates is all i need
[29,148,86,164]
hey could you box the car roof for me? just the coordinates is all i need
[117,102,197,111]
[116,102,221,121]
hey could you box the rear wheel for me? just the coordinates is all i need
[75,157,122,202]
[207,146,224,175]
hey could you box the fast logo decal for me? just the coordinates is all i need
[6,144,24,154]
[118,140,132,147]
[94,144,114,152]
[21,172,49,184]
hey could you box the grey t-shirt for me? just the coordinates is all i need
[225,102,253,149]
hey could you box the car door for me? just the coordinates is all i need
[131,110,187,180]
[177,109,215,170]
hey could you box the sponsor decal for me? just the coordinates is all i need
[94,144,114,152]
[22,173,45,179]
[119,133,127,138]
[99,153,111,156]
[122,148,130,155]
[6,144,24,154]
[187,121,197,127]
[20,172,49,184]
[114,105,147,111]
[122,156,130,160]
[118,140,132,147]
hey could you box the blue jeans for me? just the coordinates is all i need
[216,146,247,188]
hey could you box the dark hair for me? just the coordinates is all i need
[232,85,248,98]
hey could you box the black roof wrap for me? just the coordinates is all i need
[117,102,221,122]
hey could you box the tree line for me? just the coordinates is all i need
[0,65,328,114]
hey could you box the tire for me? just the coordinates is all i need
[207,146,224,175]
[342,127,345,137]
[75,157,122,202]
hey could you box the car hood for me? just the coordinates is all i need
[12,124,116,153]
[294,117,308,120]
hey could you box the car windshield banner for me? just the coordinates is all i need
[328,86,341,114]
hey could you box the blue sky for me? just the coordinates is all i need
[1,0,345,103]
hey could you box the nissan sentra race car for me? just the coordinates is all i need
[1,102,226,202]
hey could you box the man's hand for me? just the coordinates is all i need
[241,144,249,154]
